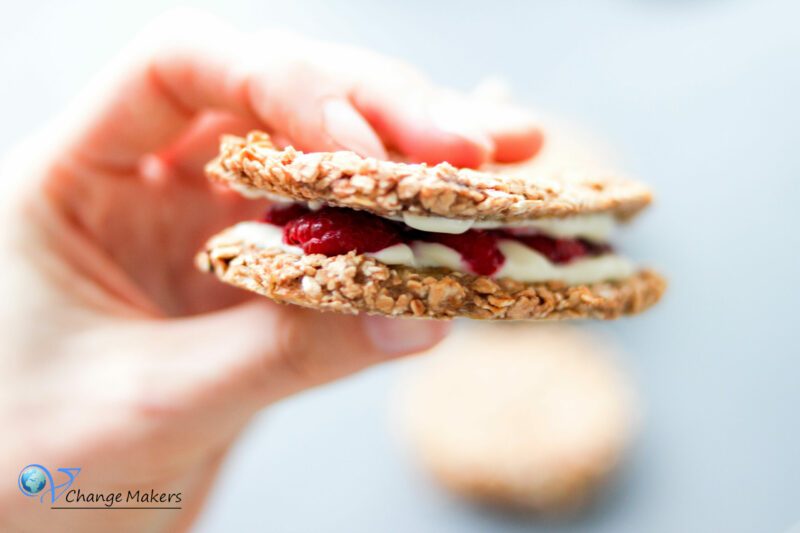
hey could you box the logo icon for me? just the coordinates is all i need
[18,465,47,496]
[18,464,81,504]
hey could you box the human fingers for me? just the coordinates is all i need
[126,301,451,409]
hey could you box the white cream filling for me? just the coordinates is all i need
[399,214,475,234]
[223,222,304,255]
[225,222,633,285]
[399,212,615,240]
[495,240,633,284]
[223,185,615,240]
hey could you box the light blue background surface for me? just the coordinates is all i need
[2,1,798,531]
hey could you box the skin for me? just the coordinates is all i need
[0,11,542,533]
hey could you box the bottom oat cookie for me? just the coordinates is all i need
[196,231,665,320]
[395,324,635,511]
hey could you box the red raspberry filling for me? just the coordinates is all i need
[262,204,609,276]
[512,234,607,265]
[283,206,403,255]
[416,230,505,276]
[261,203,311,225]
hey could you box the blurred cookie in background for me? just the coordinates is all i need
[395,324,636,512]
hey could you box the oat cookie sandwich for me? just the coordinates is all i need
[196,130,665,319]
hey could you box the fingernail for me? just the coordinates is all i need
[362,316,451,357]
[323,99,387,158]
[476,102,543,163]
[429,97,494,154]
[479,101,539,135]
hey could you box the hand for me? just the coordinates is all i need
[0,10,543,532]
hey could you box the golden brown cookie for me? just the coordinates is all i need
[196,230,665,320]
[395,324,635,511]
[206,131,652,222]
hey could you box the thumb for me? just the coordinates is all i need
[142,301,450,407]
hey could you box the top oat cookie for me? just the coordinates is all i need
[206,131,652,222]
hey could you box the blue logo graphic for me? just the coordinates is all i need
[18,466,47,496]
[18,464,81,504]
